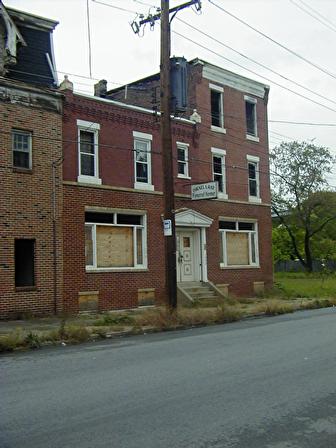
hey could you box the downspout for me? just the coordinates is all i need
[52,157,63,315]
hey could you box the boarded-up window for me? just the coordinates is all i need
[96,226,133,267]
[226,233,249,266]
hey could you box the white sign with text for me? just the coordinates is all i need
[191,181,218,200]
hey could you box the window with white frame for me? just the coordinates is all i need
[133,131,154,191]
[12,130,32,169]
[85,211,147,270]
[77,119,101,184]
[211,147,227,198]
[210,83,225,133]
[219,220,259,267]
[247,155,261,202]
[177,142,189,178]
[244,95,259,141]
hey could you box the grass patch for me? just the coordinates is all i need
[274,273,336,298]
[255,300,295,316]
[93,313,134,327]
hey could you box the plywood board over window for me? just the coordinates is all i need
[227,233,249,266]
[96,226,133,267]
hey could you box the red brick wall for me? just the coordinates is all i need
[62,81,273,312]
[0,86,63,318]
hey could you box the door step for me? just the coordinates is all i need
[177,282,225,305]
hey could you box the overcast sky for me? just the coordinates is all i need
[5,0,336,184]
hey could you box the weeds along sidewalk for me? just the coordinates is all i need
[1,295,336,353]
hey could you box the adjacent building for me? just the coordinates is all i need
[0,5,63,318]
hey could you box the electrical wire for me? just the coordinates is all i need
[173,30,336,114]
[269,120,336,126]
[289,0,336,34]
[208,0,336,81]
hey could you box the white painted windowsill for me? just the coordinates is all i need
[220,264,260,270]
[134,182,155,191]
[77,175,102,185]
[177,174,191,179]
[211,125,227,134]
[86,267,148,273]
[217,192,228,200]
[249,196,262,203]
[246,134,260,143]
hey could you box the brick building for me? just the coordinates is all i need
[0,5,63,318]
[61,58,273,313]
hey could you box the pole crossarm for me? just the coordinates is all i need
[131,0,201,33]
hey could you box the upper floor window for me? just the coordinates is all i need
[219,220,259,268]
[210,83,226,134]
[177,142,190,179]
[244,95,259,142]
[133,131,154,191]
[12,130,32,170]
[247,155,261,203]
[77,119,101,184]
[211,147,227,199]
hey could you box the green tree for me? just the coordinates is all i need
[271,141,336,272]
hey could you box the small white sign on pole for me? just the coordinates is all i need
[191,181,218,200]
[163,219,172,236]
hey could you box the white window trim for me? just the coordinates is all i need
[85,214,148,272]
[247,155,261,203]
[177,141,190,179]
[133,131,154,191]
[219,220,259,269]
[77,119,102,185]
[244,95,259,142]
[12,130,32,170]
[211,147,228,199]
[210,83,226,134]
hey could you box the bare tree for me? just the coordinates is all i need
[271,141,335,272]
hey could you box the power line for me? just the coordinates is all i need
[269,120,336,126]
[289,0,336,34]
[91,0,139,14]
[208,0,336,81]
[173,30,336,114]
[176,17,336,107]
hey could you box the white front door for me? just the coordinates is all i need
[176,230,200,282]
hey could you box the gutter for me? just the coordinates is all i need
[74,92,195,126]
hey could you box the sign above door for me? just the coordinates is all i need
[191,181,218,200]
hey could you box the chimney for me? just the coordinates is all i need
[94,79,107,98]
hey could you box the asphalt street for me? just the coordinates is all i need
[1,307,336,448]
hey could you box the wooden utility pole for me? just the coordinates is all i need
[131,0,202,311]
[160,0,177,310]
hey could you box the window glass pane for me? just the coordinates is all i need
[178,147,185,162]
[248,162,256,179]
[135,141,148,162]
[219,221,236,230]
[80,131,95,154]
[238,222,254,231]
[178,161,186,175]
[136,162,148,183]
[249,179,257,197]
[85,225,93,266]
[136,228,143,265]
[213,156,222,174]
[96,226,134,267]
[81,153,95,176]
[117,214,142,225]
[226,232,249,265]
[13,151,30,169]
[214,173,223,192]
[15,239,35,287]
[220,232,224,263]
[246,102,256,135]
[85,212,114,224]
[211,90,221,127]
